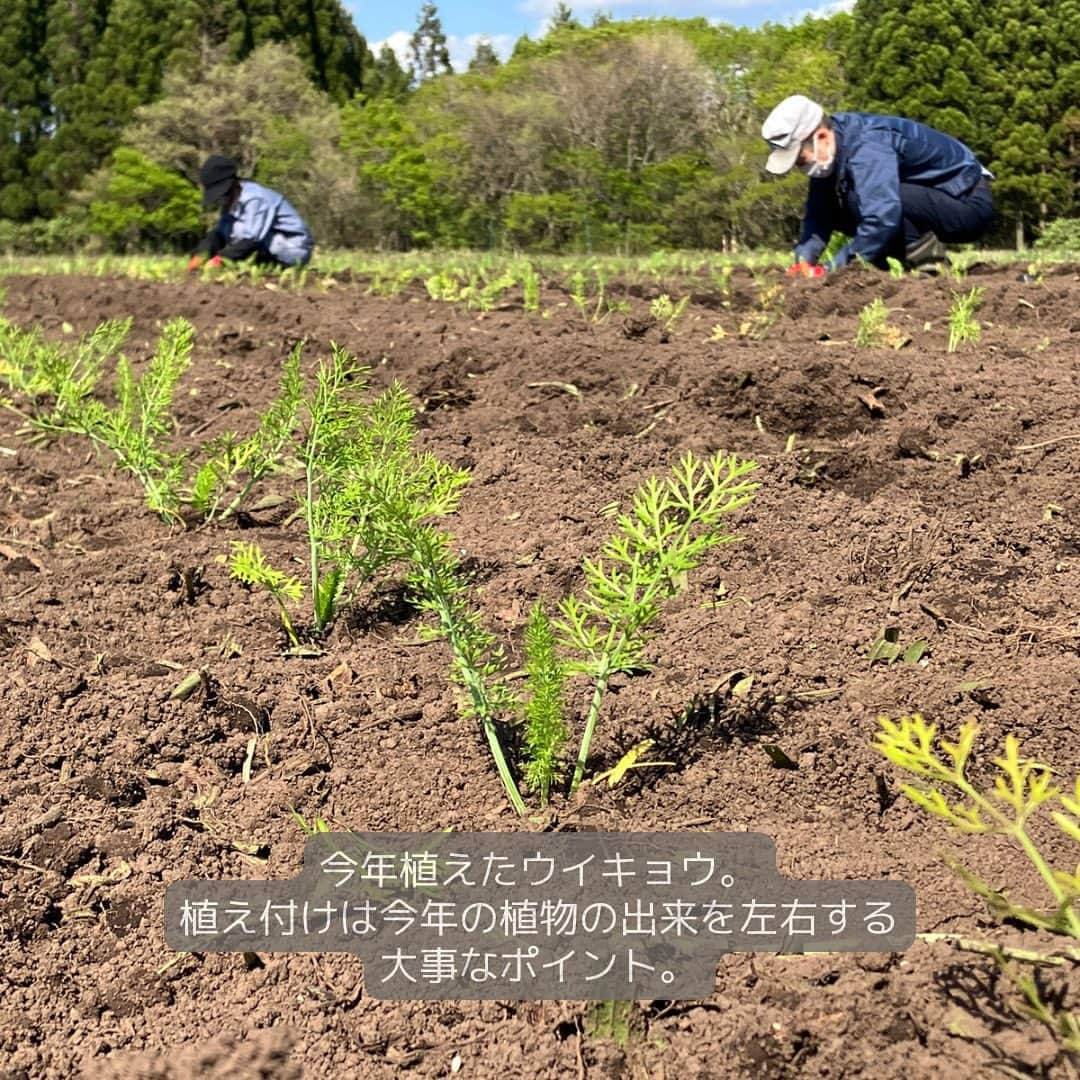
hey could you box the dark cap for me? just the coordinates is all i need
[199,155,238,208]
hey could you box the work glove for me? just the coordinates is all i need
[785,261,826,278]
[188,254,223,272]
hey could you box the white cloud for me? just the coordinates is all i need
[519,0,763,16]
[368,30,413,69]
[793,0,856,20]
[369,31,515,74]
[449,33,516,72]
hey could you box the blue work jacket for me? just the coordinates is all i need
[210,181,314,266]
[794,113,989,268]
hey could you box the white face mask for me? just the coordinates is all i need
[799,139,835,179]
[801,158,834,179]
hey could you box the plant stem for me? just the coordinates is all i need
[571,660,612,795]
[1012,823,1080,937]
[918,932,1080,965]
[277,600,300,649]
[432,596,526,816]
[304,440,322,632]
[956,771,1080,938]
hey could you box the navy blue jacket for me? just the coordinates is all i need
[794,113,989,268]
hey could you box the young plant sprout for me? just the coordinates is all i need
[521,603,569,805]
[229,343,470,645]
[229,540,304,647]
[186,343,304,522]
[399,449,758,815]
[402,524,524,812]
[947,286,985,352]
[22,318,194,521]
[855,298,909,349]
[569,270,589,320]
[649,294,690,341]
[0,315,131,422]
[556,450,759,794]
[855,298,889,347]
[520,262,541,313]
[875,713,1080,938]
[875,714,1080,1052]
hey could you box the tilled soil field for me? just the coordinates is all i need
[1,264,1079,1078]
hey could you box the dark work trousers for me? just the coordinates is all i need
[897,178,994,246]
[835,178,994,266]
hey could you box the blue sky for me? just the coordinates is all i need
[348,0,853,73]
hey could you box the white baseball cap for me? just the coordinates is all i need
[761,95,825,174]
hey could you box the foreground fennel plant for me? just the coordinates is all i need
[876,714,1080,936]
[521,603,569,805]
[557,450,759,793]
[21,317,194,521]
[1,314,306,526]
[0,315,132,423]
[400,450,758,815]
[230,344,469,645]
[403,525,525,812]
[875,714,1080,1053]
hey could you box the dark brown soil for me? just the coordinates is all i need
[1,263,1079,1078]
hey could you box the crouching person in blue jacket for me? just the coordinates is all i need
[188,155,314,272]
[761,96,994,275]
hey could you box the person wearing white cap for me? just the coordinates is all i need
[761,95,994,275]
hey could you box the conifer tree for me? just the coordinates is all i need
[850,0,1078,239]
[409,2,452,82]
[550,3,581,30]
[369,45,413,99]
[467,39,500,73]
[0,0,51,218]
[245,0,368,103]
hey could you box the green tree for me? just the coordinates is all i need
[33,0,182,217]
[468,38,501,73]
[4,0,370,227]
[87,146,202,250]
[374,13,850,253]
[340,91,469,247]
[974,0,1078,239]
[368,44,412,99]
[550,3,581,31]
[409,2,452,82]
[242,0,369,104]
[850,0,1078,243]
[0,0,51,219]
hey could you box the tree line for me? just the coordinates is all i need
[0,0,1076,255]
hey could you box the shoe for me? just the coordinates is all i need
[904,231,948,268]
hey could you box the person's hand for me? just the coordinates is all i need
[785,261,826,278]
[187,254,204,272]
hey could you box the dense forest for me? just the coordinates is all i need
[1,0,1077,254]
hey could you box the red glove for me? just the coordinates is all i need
[187,254,203,272]
[206,255,223,268]
[786,261,826,278]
